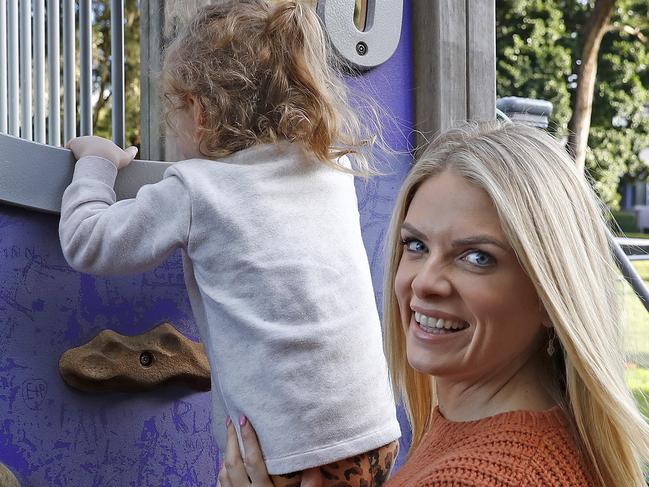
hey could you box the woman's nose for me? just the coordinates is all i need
[411,258,453,298]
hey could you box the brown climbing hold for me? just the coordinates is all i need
[0,463,21,487]
[59,322,211,393]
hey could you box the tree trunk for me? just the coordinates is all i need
[567,0,616,174]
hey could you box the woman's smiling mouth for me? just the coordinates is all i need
[413,311,470,334]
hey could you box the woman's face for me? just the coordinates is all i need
[394,169,546,381]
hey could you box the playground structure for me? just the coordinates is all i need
[4,1,645,486]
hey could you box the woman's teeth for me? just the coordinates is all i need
[414,311,468,333]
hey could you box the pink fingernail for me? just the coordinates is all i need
[238,415,247,427]
[226,416,232,427]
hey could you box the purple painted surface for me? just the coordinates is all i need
[0,2,413,484]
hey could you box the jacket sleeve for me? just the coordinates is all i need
[59,156,191,276]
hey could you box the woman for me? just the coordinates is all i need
[217,121,649,486]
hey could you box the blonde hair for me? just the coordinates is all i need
[383,121,649,486]
[161,0,374,174]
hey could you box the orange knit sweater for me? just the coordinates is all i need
[387,406,596,486]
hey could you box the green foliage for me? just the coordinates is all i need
[496,0,649,208]
[626,368,649,419]
[91,0,140,148]
[611,210,638,233]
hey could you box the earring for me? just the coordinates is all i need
[547,328,556,357]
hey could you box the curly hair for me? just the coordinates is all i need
[161,0,374,174]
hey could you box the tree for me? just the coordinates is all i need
[496,0,649,208]
[91,0,141,149]
[566,0,616,174]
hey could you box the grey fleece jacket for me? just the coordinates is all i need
[59,142,400,474]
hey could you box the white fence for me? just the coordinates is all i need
[0,0,126,146]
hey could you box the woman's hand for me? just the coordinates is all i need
[217,416,322,487]
[217,416,274,487]
[65,136,138,169]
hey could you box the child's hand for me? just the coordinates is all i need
[65,136,138,169]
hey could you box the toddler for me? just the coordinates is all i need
[59,1,400,485]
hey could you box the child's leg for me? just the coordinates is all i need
[270,440,399,487]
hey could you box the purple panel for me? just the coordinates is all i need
[0,207,219,486]
[0,1,413,484]
[349,0,414,466]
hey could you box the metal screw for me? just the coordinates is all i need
[139,351,154,367]
[356,41,368,56]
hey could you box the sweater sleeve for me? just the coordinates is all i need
[59,156,191,276]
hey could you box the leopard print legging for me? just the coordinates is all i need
[270,440,399,487]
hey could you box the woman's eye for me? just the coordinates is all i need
[463,250,495,267]
[401,238,426,253]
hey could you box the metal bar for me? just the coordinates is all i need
[0,132,169,213]
[47,0,60,145]
[0,0,7,133]
[611,233,649,313]
[20,0,32,140]
[33,0,45,142]
[63,0,75,143]
[7,0,18,136]
[79,0,91,135]
[111,0,125,147]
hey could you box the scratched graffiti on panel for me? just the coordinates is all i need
[0,1,414,484]
[0,208,219,486]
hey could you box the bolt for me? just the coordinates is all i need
[356,41,368,56]
[139,351,154,367]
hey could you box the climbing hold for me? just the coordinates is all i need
[58,322,211,393]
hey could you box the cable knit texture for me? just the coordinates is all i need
[387,406,595,486]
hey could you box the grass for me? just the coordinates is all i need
[620,232,649,239]
[624,260,649,418]
[626,368,649,418]
[624,261,649,365]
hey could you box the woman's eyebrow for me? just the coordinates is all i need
[402,223,508,251]
[401,223,427,241]
[451,236,508,250]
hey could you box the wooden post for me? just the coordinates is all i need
[139,0,217,161]
[139,0,165,161]
[411,0,495,151]
[466,0,496,121]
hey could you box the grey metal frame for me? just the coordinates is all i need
[111,0,125,146]
[7,0,18,136]
[0,0,127,145]
[63,0,75,142]
[614,242,649,311]
[79,0,92,136]
[47,0,61,145]
[34,0,45,142]
[0,132,169,213]
[19,0,32,140]
[0,0,6,134]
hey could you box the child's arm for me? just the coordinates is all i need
[59,136,191,276]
